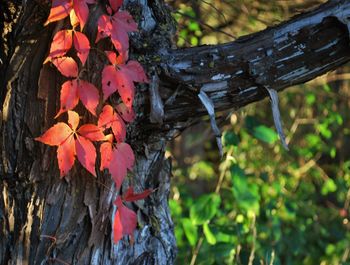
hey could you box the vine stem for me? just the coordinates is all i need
[190,146,234,265]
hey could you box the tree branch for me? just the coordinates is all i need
[158,0,350,124]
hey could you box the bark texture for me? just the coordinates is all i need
[1,0,350,265]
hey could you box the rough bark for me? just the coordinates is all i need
[1,0,350,265]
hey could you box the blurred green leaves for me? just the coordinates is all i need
[170,1,350,264]
[190,194,221,225]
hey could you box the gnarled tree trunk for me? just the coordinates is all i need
[1,0,350,264]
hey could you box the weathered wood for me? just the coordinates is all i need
[158,0,350,125]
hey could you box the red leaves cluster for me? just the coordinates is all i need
[36,0,151,244]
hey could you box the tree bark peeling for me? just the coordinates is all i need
[158,0,350,126]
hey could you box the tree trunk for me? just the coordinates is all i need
[1,0,350,264]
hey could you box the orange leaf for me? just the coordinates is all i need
[55,80,79,118]
[73,31,90,65]
[57,135,76,176]
[68,110,80,131]
[35,123,73,146]
[78,124,105,141]
[98,105,126,142]
[76,135,97,176]
[51,57,78,78]
[44,0,73,26]
[44,30,73,63]
[77,80,100,116]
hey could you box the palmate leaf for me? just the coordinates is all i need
[56,79,99,117]
[101,51,148,107]
[96,10,137,53]
[113,197,137,244]
[35,111,104,177]
[45,30,90,65]
[99,140,134,190]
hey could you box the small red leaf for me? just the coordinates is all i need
[56,80,79,118]
[78,124,105,141]
[77,80,100,116]
[113,197,137,244]
[100,141,112,170]
[51,57,78,78]
[109,0,123,12]
[123,60,149,83]
[123,187,152,202]
[98,105,126,142]
[116,70,135,108]
[57,135,76,177]
[76,135,96,176]
[111,28,129,54]
[115,103,135,122]
[73,31,90,65]
[35,123,72,146]
[73,0,95,30]
[45,0,73,26]
[102,65,118,100]
[45,30,73,63]
[111,115,126,143]
[109,147,127,189]
[105,51,117,65]
[116,143,134,170]
[68,110,80,131]
[96,14,112,43]
[112,11,138,32]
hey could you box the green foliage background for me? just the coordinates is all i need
[167,0,350,264]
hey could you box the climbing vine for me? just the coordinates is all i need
[35,0,151,244]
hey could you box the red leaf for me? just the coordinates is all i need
[115,103,135,122]
[109,0,123,12]
[76,135,97,176]
[78,124,105,141]
[122,60,149,83]
[45,0,73,26]
[70,9,80,28]
[73,0,96,30]
[109,147,127,189]
[35,123,73,146]
[100,141,112,170]
[36,111,100,177]
[105,51,118,65]
[116,143,134,170]
[57,135,76,176]
[68,110,80,131]
[102,65,118,100]
[111,27,129,54]
[51,57,78,78]
[96,14,112,43]
[112,11,138,32]
[56,80,79,118]
[45,30,73,63]
[77,80,100,116]
[96,11,137,53]
[98,105,126,142]
[123,187,152,202]
[73,31,90,65]
[113,197,137,244]
[115,70,135,108]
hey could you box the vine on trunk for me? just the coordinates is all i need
[35,0,151,244]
